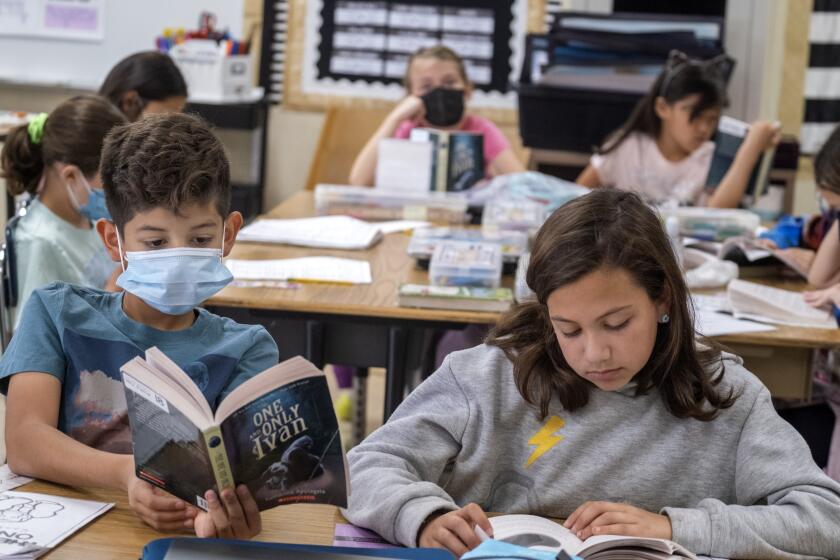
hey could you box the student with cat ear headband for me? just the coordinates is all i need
[577,49,780,208]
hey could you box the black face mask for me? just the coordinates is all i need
[421,87,465,127]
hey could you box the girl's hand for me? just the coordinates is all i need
[745,120,782,152]
[563,501,672,541]
[193,485,262,539]
[389,95,425,124]
[418,503,493,557]
[803,284,840,310]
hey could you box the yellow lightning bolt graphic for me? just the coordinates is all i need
[526,415,565,467]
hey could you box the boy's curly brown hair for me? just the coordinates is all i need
[99,112,230,231]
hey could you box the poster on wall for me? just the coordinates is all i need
[300,0,529,109]
[0,0,103,41]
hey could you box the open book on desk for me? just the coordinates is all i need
[121,347,348,513]
[727,279,836,329]
[490,514,695,560]
[685,236,808,279]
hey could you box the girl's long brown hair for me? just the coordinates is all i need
[487,189,738,420]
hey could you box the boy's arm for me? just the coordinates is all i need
[348,96,424,186]
[706,121,780,208]
[808,220,840,287]
[6,372,195,531]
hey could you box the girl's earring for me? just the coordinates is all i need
[659,313,670,324]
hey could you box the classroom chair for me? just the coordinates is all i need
[0,212,23,352]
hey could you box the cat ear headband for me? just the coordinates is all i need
[659,49,735,97]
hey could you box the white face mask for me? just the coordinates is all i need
[115,225,232,315]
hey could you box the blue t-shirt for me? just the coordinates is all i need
[0,283,279,454]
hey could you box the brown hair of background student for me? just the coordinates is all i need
[487,189,738,420]
[814,124,840,195]
[402,45,469,91]
[1,95,126,196]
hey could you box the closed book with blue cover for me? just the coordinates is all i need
[121,348,347,513]
[141,538,454,560]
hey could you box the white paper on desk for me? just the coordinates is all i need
[695,309,776,337]
[0,491,112,558]
[690,293,732,314]
[0,465,32,493]
[727,279,837,329]
[374,220,430,234]
[375,138,433,192]
[237,216,382,250]
[226,257,372,284]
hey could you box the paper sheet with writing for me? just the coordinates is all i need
[226,257,372,284]
[694,309,777,337]
[237,216,382,250]
[0,491,112,558]
[0,465,32,493]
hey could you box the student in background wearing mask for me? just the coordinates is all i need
[0,95,126,327]
[349,45,525,186]
[0,113,276,540]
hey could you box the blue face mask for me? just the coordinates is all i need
[115,228,233,315]
[66,172,112,222]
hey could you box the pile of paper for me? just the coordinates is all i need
[226,257,372,285]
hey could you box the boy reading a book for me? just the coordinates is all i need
[0,113,275,539]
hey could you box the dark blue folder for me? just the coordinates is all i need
[141,537,455,560]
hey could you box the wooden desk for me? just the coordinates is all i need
[20,480,338,559]
[209,192,840,418]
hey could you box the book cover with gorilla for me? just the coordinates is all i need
[122,349,347,512]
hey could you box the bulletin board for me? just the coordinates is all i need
[284,0,547,121]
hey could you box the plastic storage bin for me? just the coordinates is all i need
[429,241,503,288]
[658,207,761,241]
[314,184,468,224]
[170,40,253,102]
[482,198,547,238]
[408,227,527,264]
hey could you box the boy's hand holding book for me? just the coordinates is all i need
[124,460,197,532]
[193,485,262,539]
[563,500,672,541]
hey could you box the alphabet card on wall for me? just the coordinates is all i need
[0,491,113,559]
[120,347,348,513]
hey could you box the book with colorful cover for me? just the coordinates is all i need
[120,348,348,512]
[398,284,513,312]
[410,128,484,192]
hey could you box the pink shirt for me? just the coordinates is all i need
[394,115,510,178]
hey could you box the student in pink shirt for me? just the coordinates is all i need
[349,45,524,186]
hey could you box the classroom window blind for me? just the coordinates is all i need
[261,0,289,103]
[802,0,840,154]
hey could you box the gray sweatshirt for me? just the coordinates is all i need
[346,344,840,559]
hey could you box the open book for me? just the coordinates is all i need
[490,515,695,560]
[685,236,808,279]
[706,115,778,207]
[120,348,348,512]
[727,279,836,329]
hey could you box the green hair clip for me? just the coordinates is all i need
[27,113,48,145]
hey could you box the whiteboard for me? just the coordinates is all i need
[0,0,243,90]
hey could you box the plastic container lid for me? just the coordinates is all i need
[429,240,503,288]
[658,207,760,241]
[408,227,528,263]
[481,197,547,237]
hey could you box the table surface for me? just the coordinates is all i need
[209,191,840,347]
[20,479,339,559]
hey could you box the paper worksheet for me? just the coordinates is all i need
[225,257,372,285]
[0,491,113,559]
[0,465,32,493]
[237,216,383,250]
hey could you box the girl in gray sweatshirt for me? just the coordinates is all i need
[346,189,840,559]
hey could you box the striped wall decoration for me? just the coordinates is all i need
[260,0,289,104]
[803,0,840,154]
